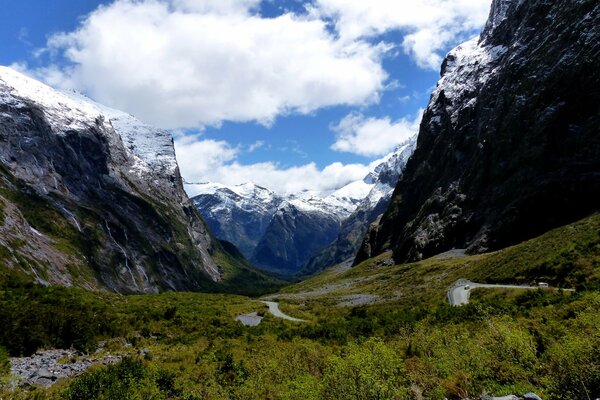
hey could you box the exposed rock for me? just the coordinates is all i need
[357,0,600,265]
[236,312,263,326]
[10,349,121,388]
[0,67,264,293]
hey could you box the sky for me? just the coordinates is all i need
[1,0,492,195]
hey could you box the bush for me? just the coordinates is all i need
[0,346,9,377]
[62,357,179,400]
[0,284,120,356]
[321,338,410,400]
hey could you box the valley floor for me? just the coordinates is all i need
[1,213,599,399]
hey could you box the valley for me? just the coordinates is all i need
[0,0,599,398]
[1,213,598,399]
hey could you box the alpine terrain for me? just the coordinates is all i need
[0,0,599,399]
[189,137,415,275]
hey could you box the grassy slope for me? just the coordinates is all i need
[275,212,600,313]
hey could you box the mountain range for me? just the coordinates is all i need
[189,138,415,276]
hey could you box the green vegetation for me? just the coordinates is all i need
[0,277,120,356]
[62,357,179,400]
[0,214,598,399]
[0,347,9,377]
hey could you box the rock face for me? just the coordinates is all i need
[0,67,229,293]
[357,0,600,264]
[190,139,415,275]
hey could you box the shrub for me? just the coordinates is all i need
[321,338,410,400]
[0,346,9,377]
[61,357,179,400]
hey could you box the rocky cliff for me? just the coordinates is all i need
[0,67,268,294]
[357,0,600,264]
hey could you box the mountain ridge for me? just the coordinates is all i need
[191,137,416,275]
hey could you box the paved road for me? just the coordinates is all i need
[261,301,306,322]
[447,280,539,306]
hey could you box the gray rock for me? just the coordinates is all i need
[523,394,543,400]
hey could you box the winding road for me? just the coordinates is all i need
[447,280,539,306]
[261,301,306,322]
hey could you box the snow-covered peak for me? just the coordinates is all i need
[0,67,177,177]
[186,181,277,200]
[191,139,417,224]
[0,66,111,134]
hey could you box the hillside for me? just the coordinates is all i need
[357,0,600,265]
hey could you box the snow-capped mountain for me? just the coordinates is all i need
[300,137,416,276]
[190,137,416,275]
[0,66,270,293]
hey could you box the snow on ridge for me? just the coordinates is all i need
[0,66,177,177]
[432,37,507,126]
[191,140,416,222]
[0,66,110,134]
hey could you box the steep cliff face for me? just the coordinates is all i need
[357,0,600,264]
[0,67,224,293]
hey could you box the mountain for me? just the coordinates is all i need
[0,67,272,294]
[190,139,415,275]
[357,0,600,265]
[191,183,284,259]
[299,137,416,276]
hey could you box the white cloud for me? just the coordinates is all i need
[311,0,491,69]
[30,0,387,129]
[175,135,371,195]
[331,110,423,157]
[247,140,266,152]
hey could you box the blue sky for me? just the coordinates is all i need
[1,0,491,194]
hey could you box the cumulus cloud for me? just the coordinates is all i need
[175,135,371,195]
[311,0,491,69]
[331,110,423,157]
[29,0,387,128]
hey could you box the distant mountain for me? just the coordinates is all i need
[357,0,600,264]
[190,138,415,275]
[300,138,416,276]
[0,67,272,294]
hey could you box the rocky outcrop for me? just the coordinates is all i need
[10,349,120,388]
[357,0,600,264]
[0,67,251,293]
